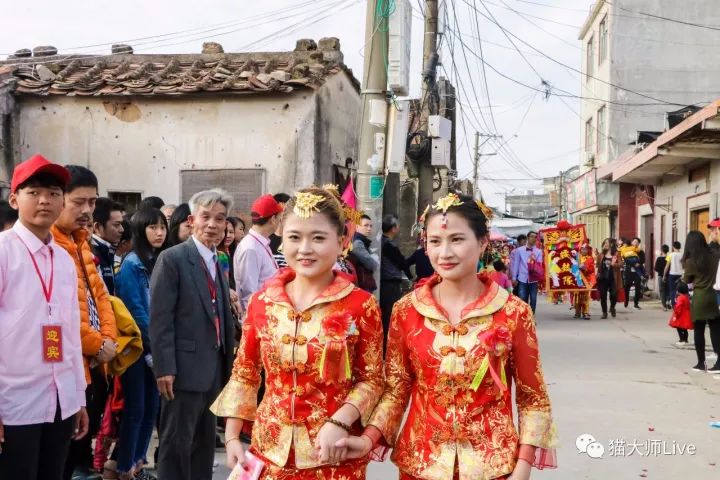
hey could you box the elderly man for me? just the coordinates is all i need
[149,189,236,480]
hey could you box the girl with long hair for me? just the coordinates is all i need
[166,203,191,247]
[211,187,384,479]
[338,193,557,480]
[595,237,622,319]
[113,208,168,479]
[681,231,720,372]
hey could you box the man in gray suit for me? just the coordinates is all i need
[149,189,236,480]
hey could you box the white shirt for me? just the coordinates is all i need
[668,251,684,276]
[233,229,278,311]
[0,222,86,425]
[191,235,217,280]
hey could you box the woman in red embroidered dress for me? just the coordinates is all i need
[338,194,558,480]
[210,187,384,479]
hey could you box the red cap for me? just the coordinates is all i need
[11,154,70,193]
[709,218,720,229]
[251,194,283,220]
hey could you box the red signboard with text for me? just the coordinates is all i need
[541,221,591,293]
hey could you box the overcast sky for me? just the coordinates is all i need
[0,0,594,209]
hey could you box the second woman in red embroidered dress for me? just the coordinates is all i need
[339,194,558,480]
[211,187,384,479]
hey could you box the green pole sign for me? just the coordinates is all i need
[369,175,384,199]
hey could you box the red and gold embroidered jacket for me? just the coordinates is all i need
[368,273,557,480]
[211,269,384,469]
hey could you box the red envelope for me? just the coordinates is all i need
[227,451,265,480]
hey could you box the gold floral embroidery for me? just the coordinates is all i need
[212,269,384,473]
[368,274,558,480]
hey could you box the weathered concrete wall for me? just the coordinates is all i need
[315,73,361,185]
[12,90,329,205]
[653,162,720,256]
[580,0,720,167]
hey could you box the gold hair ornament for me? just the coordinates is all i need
[475,200,494,220]
[293,192,326,219]
[432,193,463,229]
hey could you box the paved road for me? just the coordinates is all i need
[208,299,720,479]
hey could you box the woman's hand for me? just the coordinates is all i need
[315,422,349,465]
[224,417,247,469]
[225,438,247,470]
[508,458,532,480]
[335,435,373,459]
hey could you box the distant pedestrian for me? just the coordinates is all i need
[489,259,512,293]
[668,282,692,347]
[160,204,176,222]
[407,243,434,282]
[380,215,413,336]
[233,194,282,311]
[268,192,291,268]
[348,214,378,293]
[138,196,164,211]
[595,238,621,319]
[654,244,670,311]
[681,231,720,372]
[0,199,18,231]
[664,241,684,307]
[511,231,543,313]
[621,237,643,310]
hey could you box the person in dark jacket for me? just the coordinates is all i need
[407,245,434,281]
[380,215,413,337]
[681,231,720,373]
[91,197,125,295]
[348,214,378,293]
[114,208,168,479]
[654,244,670,311]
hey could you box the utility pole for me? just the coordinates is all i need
[417,0,439,216]
[356,0,389,293]
[473,132,501,199]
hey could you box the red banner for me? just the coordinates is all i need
[541,221,591,293]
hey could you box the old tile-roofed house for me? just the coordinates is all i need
[1,39,360,211]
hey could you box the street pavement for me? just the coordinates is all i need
[206,298,720,480]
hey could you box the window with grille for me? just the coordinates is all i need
[108,191,142,214]
[599,16,608,63]
[597,106,606,153]
[586,35,594,80]
[585,118,594,153]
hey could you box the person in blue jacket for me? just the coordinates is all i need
[114,208,168,479]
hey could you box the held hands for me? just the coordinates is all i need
[95,338,117,363]
[315,422,349,465]
[334,435,373,460]
[156,375,176,401]
[508,458,532,480]
[229,290,242,319]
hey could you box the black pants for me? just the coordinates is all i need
[157,356,223,480]
[63,366,109,478]
[0,400,75,480]
[677,328,689,342]
[597,279,616,315]
[380,280,403,340]
[694,319,720,365]
[623,271,641,307]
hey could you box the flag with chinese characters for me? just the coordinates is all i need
[541,220,591,293]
